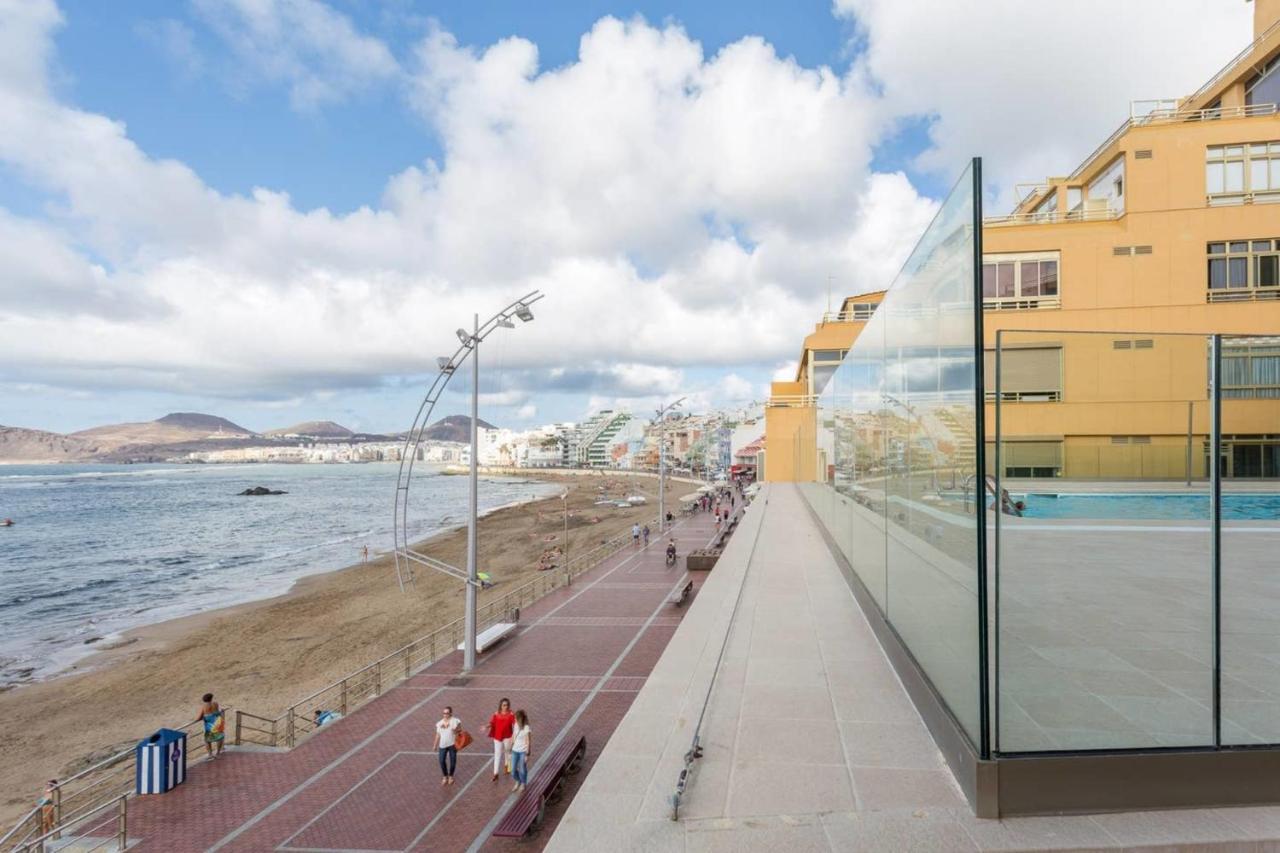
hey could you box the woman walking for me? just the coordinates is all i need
[486,698,516,782]
[511,709,532,793]
[433,706,462,786]
[194,693,225,759]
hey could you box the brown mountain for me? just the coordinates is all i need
[70,412,254,451]
[0,426,97,463]
[265,420,354,439]
[420,415,496,443]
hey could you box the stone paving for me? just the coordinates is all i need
[549,484,1280,852]
[115,505,727,852]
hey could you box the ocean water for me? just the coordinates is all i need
[0,462,559,685]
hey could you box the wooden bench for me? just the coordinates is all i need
[492,734,587,837]
[668,580,694,606]
[456,621,517,654]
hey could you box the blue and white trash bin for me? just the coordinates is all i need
[135,728,187,794]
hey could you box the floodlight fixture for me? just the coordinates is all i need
[496,316,515,329]
[456,328,472,346]
[437,356,453,371]
[514,303,535,322]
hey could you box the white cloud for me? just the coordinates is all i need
[836,0,1252,207]
[193,0,399,109]
[0,6,934,410]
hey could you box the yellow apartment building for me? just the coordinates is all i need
[769,0,1280,481]
[764,292,883,481]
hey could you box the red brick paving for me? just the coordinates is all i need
[117,506,726,852]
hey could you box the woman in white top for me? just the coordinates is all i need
[432,706,461,786]
[511,709,532,793]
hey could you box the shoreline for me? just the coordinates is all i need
[0,471,669,826]
[31,483,561,687]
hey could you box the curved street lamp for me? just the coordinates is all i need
[393,289,545,671]
[655,397,685,532]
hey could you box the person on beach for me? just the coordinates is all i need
[486,698,516,781]
[361,544,369,563]
[631,523,641,546]
[433,706,461,786]
[511,709,532,793]
[195,693,225,759]
[38,780,57,834]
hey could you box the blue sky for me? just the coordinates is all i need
[0,1,1252,434]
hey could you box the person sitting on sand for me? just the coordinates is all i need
[314,709,342,728]
[195,693,225,759]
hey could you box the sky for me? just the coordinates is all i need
[0,0,1254,434]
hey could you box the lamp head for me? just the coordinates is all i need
[514,303,535,322]
[496,316,515,329]
[456,328,472,345]
[436,357,453,371]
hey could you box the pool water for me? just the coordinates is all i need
[1014,492,1280,521]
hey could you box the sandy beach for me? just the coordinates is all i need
[0,470,679,827]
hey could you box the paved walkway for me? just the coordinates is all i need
[119,506,727,852]
[549,484,1280,851]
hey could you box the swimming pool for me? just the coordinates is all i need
[1014,492,1280,521]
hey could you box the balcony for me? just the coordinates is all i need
[765,394,818,408]
[983,203,1119,228]
[1208,285,1280,303]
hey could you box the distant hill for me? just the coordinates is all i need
[70,412,254,451]
[421,415,496,443]
[0,426,97,463]
[265,420,354,439]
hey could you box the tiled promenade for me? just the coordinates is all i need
[118,506,724,852]
[550,484,1280,851]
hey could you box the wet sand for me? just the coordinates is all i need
[0,471,673,826]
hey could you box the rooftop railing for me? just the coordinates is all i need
[1185,16,1280,108]
[984,204,1120,227]
[766,394,819,408]
[820,307,878,323]
[1065,102,1278,183]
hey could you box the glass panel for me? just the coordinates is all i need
[997,262,1015,298]
[1230,241,1250,253]
[1041,260,1058,296]
[982,264,996,299]
[1272,159,1280,189]
[1226,145,1245,157]
[1252,241,1273,252]
[1209,242,1227,254]
[1247,63,1280,109]
[1230,257,1249,287]
[1226,161,1245,193]
[1221,334,1280,745]
[1258,255,1280,288]
[1209,258,1227,289]
[1020,261,1040,297]
[799,160,984,748]
[995,331,1212,752]
[813,349,842,361]
[1206,162,1225,194]
[1252,160,1270,192]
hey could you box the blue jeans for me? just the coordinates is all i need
[512,750,528,785]
[438,746,457,778]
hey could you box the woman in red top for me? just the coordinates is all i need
[486,698,516,781]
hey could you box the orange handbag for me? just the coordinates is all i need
[455,729,473,751]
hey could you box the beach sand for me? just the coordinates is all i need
[0,471,679,826]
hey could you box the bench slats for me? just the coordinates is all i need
[492,735,586,838]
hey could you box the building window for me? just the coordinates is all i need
[1246,53,1280,109]
[1221,340,1280,399]
[983,346,1063,401]
[1207,239,1280,301]
[1087,156,1125,215]
[850,302,878,320]
[1206,141,1280,204]
[982,252,1060,310]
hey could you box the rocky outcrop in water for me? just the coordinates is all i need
[239,486,287,496]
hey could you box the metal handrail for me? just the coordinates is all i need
[1,713,212,852]
[234,525,645,748]
[1185,16,1280,108]
[819,308,878,323]
[1065,102,1278,183]
[766,395,819,408]
[12,794,127,853]
[984,205,1120,227]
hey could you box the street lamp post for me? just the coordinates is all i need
[391,291,544,674]
[656,397,685,533]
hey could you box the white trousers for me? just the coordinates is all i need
[492,736,513,774]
